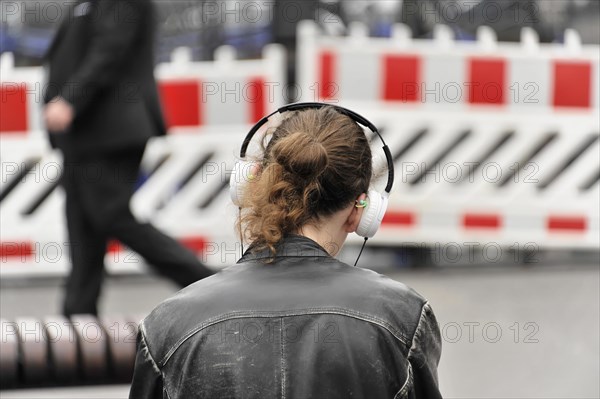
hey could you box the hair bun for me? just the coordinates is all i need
[272,131,329,180]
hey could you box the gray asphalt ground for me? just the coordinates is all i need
[1,259,599,398]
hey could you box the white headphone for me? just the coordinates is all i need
[230,102,394,239]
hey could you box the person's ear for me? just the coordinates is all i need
[344,193,367,233]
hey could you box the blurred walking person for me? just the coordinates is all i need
[43,0,213,317]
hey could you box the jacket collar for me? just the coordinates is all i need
[238,234,332,263]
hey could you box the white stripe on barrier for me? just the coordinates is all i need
[593,57,600,112]
[423,52,466,109]
[508,56,552,112]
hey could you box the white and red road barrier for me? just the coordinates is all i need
[1,110,598,276]
[0,44,284,276]
[1,27,599,277]
[0,131,245,276]
[361,108,599,253]
[297,21,600,114]
[155,44,286,129]
[0,43,286,136]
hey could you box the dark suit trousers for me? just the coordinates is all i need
[61,145,212,316]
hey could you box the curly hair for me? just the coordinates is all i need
[238,106,372,260]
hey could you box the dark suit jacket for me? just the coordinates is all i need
[44,0,166,156]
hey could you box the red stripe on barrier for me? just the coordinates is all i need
[547,216,587,232]
[382,211,415,226]
[463,214,501,229]
[0,83,28,133]
[468,58,506,105]
[247,77,265,124]
[159,80,201,129]
[107,240,123,253]
[180,237,208,253]
[552,62,591,108]
[319,51,336,99]
[383,55,420,102]
[107,237,207,254]
[0,242,33,259]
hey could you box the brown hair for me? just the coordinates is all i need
[238,106,372,258]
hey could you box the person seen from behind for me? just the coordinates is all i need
[130,106,442,398]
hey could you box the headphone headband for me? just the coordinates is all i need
[239,102,394,194]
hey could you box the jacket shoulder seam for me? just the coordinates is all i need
[407,301,430,360]
[141,323,173,398]
[139,323,162,375]
[157,308,412,367]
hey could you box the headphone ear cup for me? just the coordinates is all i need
[229,161,254,207]
[356,189,389,238]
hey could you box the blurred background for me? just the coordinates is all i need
[2,0,600,66]
[1,0,599,398]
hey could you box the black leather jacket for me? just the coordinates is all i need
[130,235,442,399]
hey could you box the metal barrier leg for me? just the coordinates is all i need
[0,319,19,388]
[43,315,78,383]
[70,314,109,383]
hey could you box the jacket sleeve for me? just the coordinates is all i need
[408,302,443,399]
[60,0,145,115]
[129,326,164,399]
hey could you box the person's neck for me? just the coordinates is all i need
[297,223,346,257]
